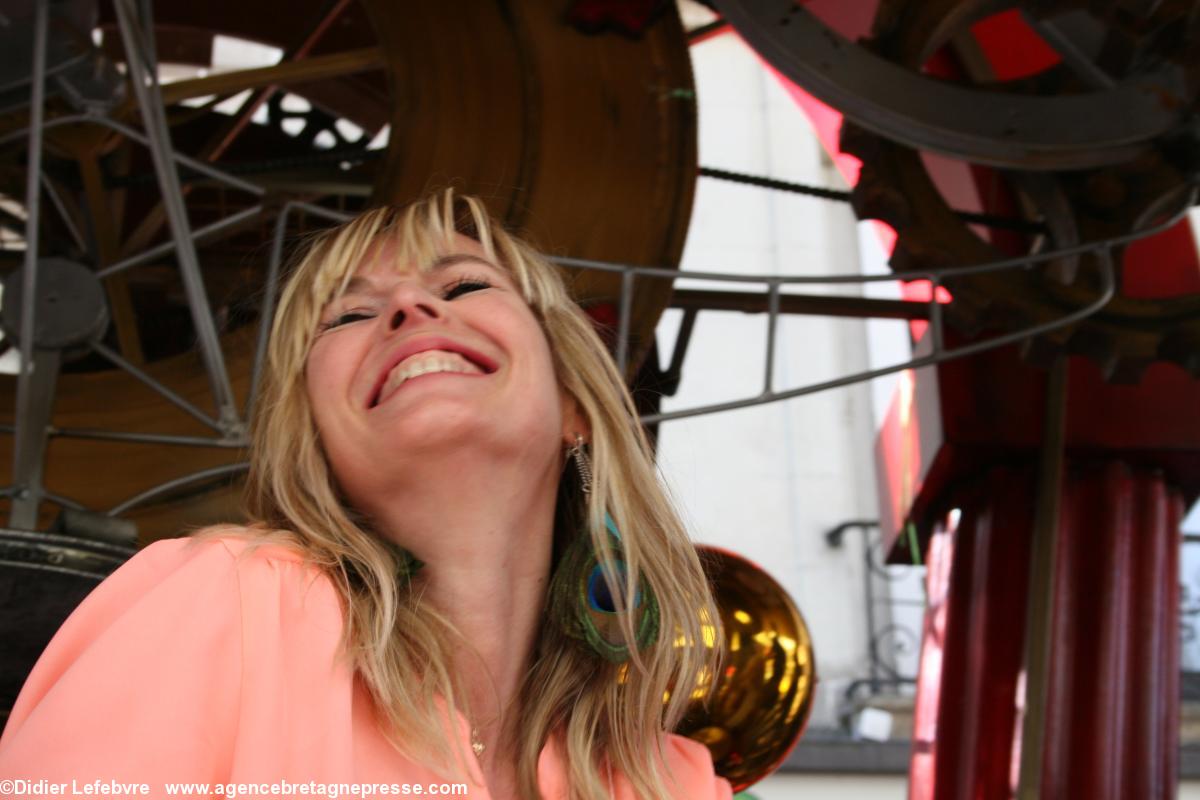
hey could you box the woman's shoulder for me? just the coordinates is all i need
[107,525,334,600]
[93,525,345,640]
[142,524,315,568]
[0,526,350,778]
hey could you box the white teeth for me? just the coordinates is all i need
[375,350,484,406]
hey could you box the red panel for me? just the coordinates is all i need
[969,10,1061,80]
[909,515,957,800]
[1122,218,1200,298]
[875,329,1200,555]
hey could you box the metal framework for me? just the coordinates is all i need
[0,0,1178,529]
[710,0,1190,170]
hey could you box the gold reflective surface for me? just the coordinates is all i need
[676,546,816,791]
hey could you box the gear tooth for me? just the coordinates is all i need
[851,182,912,229]
[987,298,1040,337]
[838,121,878,162]
[1062,326,1146,384]
[849,155,913,231]
[888,242,923,274]
[944,298,987,338]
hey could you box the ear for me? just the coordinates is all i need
[560,387,592,445]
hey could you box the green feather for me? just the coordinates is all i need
[548,513,660,663]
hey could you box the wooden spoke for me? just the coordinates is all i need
[158,46,384,106]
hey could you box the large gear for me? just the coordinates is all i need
[844,0,1200,383]
[713,0,1200,381]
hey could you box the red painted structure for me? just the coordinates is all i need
[906,447,1188,799]
[720,2,1200,797]
[883,335,1200,798]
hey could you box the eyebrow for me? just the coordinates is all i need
[338,253,504,298]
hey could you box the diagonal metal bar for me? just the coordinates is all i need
[0,116,267,193]
[50,427,248,449]
[97,205,265,279]
[10,0,49,531]
[247,200,350,418]
[42,490,88,512]
[107,462,249,517]
[98,118,266,197]
[39,173,87,254]
[1021,10,1115,91]
[201,0,359,164]
[112,0,241,433]
[246,205,293,418]
[110,0,359,263]
[91,341,223,433]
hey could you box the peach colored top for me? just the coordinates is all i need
[0,535,732,799]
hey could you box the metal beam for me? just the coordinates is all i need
[668,289,930,319]
[9,0,49,531]
[112,0,241,433]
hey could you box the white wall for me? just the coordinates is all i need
[655,23,882,729]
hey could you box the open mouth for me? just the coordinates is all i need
[369,348,496,408]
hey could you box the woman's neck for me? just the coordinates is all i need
[365,453,560,746]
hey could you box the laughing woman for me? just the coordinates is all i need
[0,191,729,800]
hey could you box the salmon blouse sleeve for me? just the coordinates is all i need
[0,535,349,786]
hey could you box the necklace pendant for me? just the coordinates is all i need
[471,728,485,757]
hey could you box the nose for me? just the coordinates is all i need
[386,281,442,331]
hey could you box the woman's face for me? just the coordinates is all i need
[304,233,578,514]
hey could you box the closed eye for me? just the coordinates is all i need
[319,311,373,332]
[443,276,492,300]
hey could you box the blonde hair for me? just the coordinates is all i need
[228,190,722,799]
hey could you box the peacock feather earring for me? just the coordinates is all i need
[548,434,659,663]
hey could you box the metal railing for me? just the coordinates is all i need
[827,521,925,718]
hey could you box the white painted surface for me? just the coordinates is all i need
[657,27,885,729]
